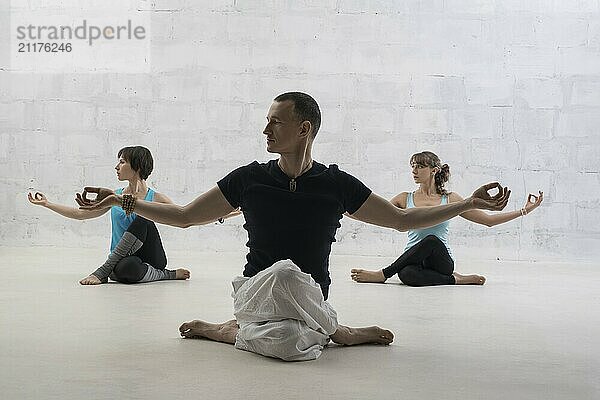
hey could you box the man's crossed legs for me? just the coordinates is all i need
[179,260,393,361]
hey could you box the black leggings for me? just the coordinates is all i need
[382,235,455,286]
[112,216,168,284]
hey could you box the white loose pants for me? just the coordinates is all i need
[231,259,338,361]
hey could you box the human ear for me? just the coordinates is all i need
[299,121,312,138]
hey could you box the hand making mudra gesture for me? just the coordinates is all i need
[76,187,243,220]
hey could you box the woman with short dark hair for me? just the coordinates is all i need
[351,151,543,286]
[28,146,191,285]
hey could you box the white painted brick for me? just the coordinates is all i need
[363,138,412,166]
[577,206,600,233]
[552,0,599,13]
[464,75,514,106]
[352,167,395,195]
[0,102,18,131]
[43,101,98,134]
[554,172,600,208]
[347,105,396,133]
[496,0,552,13]
[435,166,501,197]
[13,101,47,131]
[14,131,59,159]
[533,16,589,48]
[515,78,563,109]
[470,138,520,169]
[440,19,486,50]
[556,110,600,137]
[412,76,466,107]
[336,0,444,14]
[155,74,208,102]
[95,103,150,131]
[443,0,494,14]
[451,107,502,138]
[103,74,154,101]
[401,108,449,135]
[571,78,600,106]
[0,73,9,101]
[354,77,411,106]
[528,203,573,232]
[3,74,64,100]
[520,140,571,171]
[150,41,201,72]
[589,20,600,49]
[321,14,381,45]
[516,170,555,198]
[486,15,536,46]
[57,135,109,161]
[59,74,108,100]
[512,108,555,140]
[149,101,207,133]
[559,47,600,75]
[167,13,228,42]
[312,140,360,165]
[0,134,10,159]
[575,145,600,173]
[505,46,559,76]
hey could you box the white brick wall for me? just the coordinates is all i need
[2,1,599,261]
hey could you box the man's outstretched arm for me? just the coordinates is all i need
[350,183,510,232]
[78,186,236,228]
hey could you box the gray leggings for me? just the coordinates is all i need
[111,216,171,283]
[93,216,175,283]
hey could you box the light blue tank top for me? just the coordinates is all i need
[110,188,155,251]
[405,192,454,260]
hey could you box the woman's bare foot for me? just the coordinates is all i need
[453,272,486,285]
[350,269,386,283]
[79,275,102,285]
[175,268,191,280]
[179,319,238,344]
[330,325,394,346]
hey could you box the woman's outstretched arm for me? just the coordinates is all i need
[28,192,110,220]
[450,191,543,227]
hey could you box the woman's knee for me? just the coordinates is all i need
[398,267,422,287]
[112,256,145,283]
[126,216,152,238]
[422,235,444,247]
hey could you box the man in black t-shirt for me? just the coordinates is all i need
[80,92,510,361]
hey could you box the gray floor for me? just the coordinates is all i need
[0,247,598,400]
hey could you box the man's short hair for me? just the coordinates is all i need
[118,146,154,180]
[274,92,321,138]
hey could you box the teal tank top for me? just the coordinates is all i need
[110,188,155,251]
[404,192,454,260]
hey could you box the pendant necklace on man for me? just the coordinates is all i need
[284,161,311,192]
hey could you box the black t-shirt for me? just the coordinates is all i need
[217,160,372,299]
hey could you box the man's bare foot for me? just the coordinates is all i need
[79,275,102,285]
[350,269,386,283]
[453,272,486,285]
[179,319,238,344]
[330,325,394,346]
[175,268,191,280]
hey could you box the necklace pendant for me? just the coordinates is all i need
[289,179,296,192]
